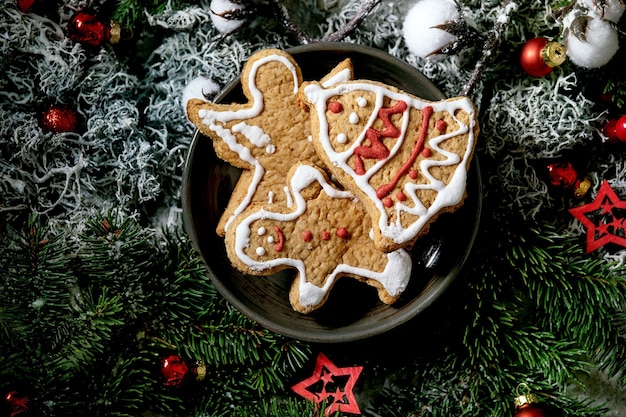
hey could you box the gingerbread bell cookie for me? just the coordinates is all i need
[299,78,479,252]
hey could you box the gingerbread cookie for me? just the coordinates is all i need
[225,162,412,314]
[299,78,479,252]
[185,49,353,235]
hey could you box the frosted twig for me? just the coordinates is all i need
[264,0,381,44]
[460,0,518,97]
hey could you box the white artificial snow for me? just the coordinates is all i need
[209,0,246,34]
[402,0,460,59]
[564,15,619,68]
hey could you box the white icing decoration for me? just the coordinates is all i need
[336,133,347,144]
[266,144,276,154]
[232,121,271,147]
[195,54,299,231]
[256,247,266,256]
[356,96,367,107]
[257,226,266,235]
[267,235,275,243]
[284,186,293,208]
[268,191,274,204]
[321,67,353,87]
[302,81,477,247]
[233,164,412,309]
[349,112,359,124]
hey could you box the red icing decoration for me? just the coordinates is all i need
[273,225,285,252]
[321,230,331,240]
[291,353,363,416]
[422,148,432,158]
[329,101,343,113]
[376,106,434,199]
[435,119,447,131]
[353,101,407,175]
[569,180,626,253]
[383,197,393,208]
[336,227,349,239]
[302,230,313,242]
[408,169,418,179]
[396,191,406,201]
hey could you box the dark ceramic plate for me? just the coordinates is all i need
[182,43,482,343]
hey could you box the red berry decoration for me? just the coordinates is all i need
[38,103,79,133]
[67,11,121,47]
[520,37,566,77]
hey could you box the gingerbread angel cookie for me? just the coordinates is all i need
[225,162,412,314]
[185,49,353,235]
[299,78,479,252]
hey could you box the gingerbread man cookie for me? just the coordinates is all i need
[185,49,353,235]
[299,79,479,252]
[225,162,412,314]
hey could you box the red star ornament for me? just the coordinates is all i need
[291,352,363,415]
[569,180,626,252]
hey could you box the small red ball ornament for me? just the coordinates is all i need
[614,115,626,141]
[160,355,206,387]
[520,37,566,77]
[546,161,590,198]
[513,385,548,417]
[5,390,29,417]
[38,104,79,133]
[67,11,121,47]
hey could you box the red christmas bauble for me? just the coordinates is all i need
[160,355,190,387]
[38,104,78,133]
[615,115,626,142]
[67,11,121,47]
[514,403,549,417]
[604,118,619,143]
[520,37,565,77]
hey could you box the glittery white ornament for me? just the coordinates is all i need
[182,75,220,119]
[402,0,460,59]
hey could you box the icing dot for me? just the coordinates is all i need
[267,236,275,243]
[336,133,347,143]
[321,230,331,241]
[356,97,367,107]
[349,112,359,124]
[257,227,266,235]
[308,135,313,142]
[422,148,432,158]
[436,119,447,131]
[336,227,349,239]
[266,144,276,154]
[256,247,266,256]
[383,197,394,208]
[408,169,418,179]
[329,101,343,113]
[396,191,407,201]
[302,230,313,242]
